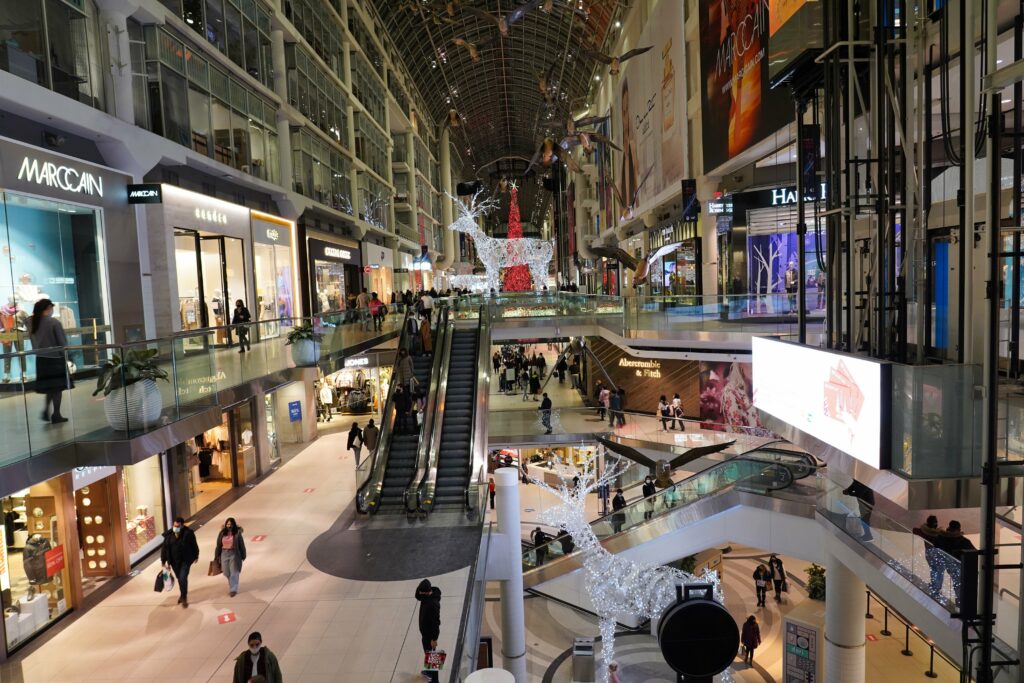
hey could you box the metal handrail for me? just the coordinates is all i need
[463,306,491,511]
[357,307,415,513]
[406,306,451,512]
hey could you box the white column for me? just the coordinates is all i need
[101,10,134,124]
[825,552,865,683]
[495,467,528,683]
[435,126,456,269]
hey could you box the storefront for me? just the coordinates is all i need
[395,251,414,295]
[0,136,144,372]
[583,337,700,414]
[71,467,121,597]
[0,473,76,653]
[252,212,299,331]
[648,220,702,296]
[120,456,167,565]
[318,352,391,419]
[306,236,362,313]
[362,243,394,301]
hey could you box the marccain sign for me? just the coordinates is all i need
[17,157,104,197]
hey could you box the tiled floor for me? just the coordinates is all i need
[0,413,466,683]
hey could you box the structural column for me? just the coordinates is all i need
[435,126,456,269]
[271,30,293,190]
[824,552,865,683]
[494,468,528,683]
[100,9,134,125]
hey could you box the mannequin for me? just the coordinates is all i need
[15,274,45,308]
[1,297,22,381]
[22,533,52,586]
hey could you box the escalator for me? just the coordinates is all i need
[357,308,442,514]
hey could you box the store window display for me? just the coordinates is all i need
[252,216,295,336]
[173,230,246,342]
[0,481,72,651]
[316,364,390,420]
[0,193,111,373]
[122,456,167,564]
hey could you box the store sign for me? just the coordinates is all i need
[618,357,662,378]
[706,199,732,215]
[288,401,302,422]
[363,266,372,273]
[752,337,889,469]
[45,545,65,578]
[17,156,104,197]
[126,183,162,204]
[195,207,228,224]
[324,247,351,259]
[769,183,828,206]
[73,466,116,490]
[265,227,280,242]
[344,355,369,368]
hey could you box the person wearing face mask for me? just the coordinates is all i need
[214,517,247,597]
[642,475,657,520]
[232,632,282,683]
[160,517,200,607]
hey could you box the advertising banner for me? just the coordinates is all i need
[613,0,686,222]
[752,338,890,468]
[698,0,793,173]
[698,361,765,432]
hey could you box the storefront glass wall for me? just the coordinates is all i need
[123,456,166,565]
[308,238,361,313]
[252,216,296,332]
[174,230,246,339]
[264,394,280,466]
[0,192,111,378]
[1,478,72,651]
[319,361,389,419]
[0,0,106,110]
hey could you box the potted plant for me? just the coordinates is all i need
[806,563,826,600]
[286,323,323,366]
[93,349,169,432]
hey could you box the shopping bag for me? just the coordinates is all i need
[153,570,165,593]
[208,560,222,577]
[162,567,175,592]
[423,650,447,672]
[781,580,790,593]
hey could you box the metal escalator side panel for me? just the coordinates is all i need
[416,310,456,511]
[465,306,491,510]
[357,308,416,513]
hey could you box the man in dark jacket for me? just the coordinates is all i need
[395,385,413,434]
[936,520,976,605]
[160,517,200,607]
[611,488,627,533]
[842,479,875,541]
[538,393,553,434]
[913,515,945,595]
[415,579,442,683]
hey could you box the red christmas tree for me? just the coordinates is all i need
[503,185,533,291]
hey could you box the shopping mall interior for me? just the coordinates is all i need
[0,0,1021,681]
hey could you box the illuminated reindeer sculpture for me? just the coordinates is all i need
[529,452,728,683]
[446,190,553,292]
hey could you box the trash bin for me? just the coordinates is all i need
[572,636,595,682]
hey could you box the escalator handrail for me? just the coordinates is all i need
[410,307,453,511]
[523,456,795,562]
[463,306,490,510]
[356,307,415,513]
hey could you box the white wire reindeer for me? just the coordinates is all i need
[446,190,554,292]
[529,453,727,683]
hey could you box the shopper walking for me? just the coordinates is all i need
[488,477,496,509]
[611,488,626,533]
[740,615,761,665]
[767,554,786,602]
[529,368,541,400]
[369,291,386,331]
[913,515,945,596]
[671,393,684,430]
[160,517,199,608]
[556,356,568,384]
[658,396,671,431]
[362,419,380,459]
[598,385,610,421]
[232,300,252,352]
[347,422,364,465]
[753,564,769,607]
[397,347,418,394]
[493,351,501,374]
[232,632,282,683]
[609,389,623,428]
[214,517,247,597]
[539,393,553,434]
[642,475,656,520]
[30,299,72,425]
[415,579,442,683]
[356,288,370,330]
[420,314,433,356]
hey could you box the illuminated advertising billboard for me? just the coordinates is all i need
[698,0,793,173]
[752,337,891,469]
[767,0,824,85]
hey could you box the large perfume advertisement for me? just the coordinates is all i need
[613,0,687,223]
[698,0,793,173]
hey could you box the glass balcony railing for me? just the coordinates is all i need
[0,311,402,467]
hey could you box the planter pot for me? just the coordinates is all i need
[290,339,321,366]
[104,379,163,432]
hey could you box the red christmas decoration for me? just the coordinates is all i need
[503,186,533,291]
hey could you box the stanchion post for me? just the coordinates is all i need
[865,590,873,619]
[925,645,938,678]
[901,624,913,657]
[881,607,892,636]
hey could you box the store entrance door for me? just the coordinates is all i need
[227,400,259,483]
[173,229,246,343]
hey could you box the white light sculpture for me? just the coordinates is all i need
[446,190,553,292]
[448,274,489,292]
[530,451,729,683]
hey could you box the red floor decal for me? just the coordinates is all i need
[217,612,236,624]
[866,634,879,642]
[250,535,266,542]
[303,488,315,493]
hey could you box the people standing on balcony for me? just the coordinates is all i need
[30,299,71,425]
[232,300,251,353]
[753,564,770,607]
[767,554,787,603]
[357,288,370,331]
[539,392,553,434]
[419,315,433,357]
[347,422,364,465]
[913,515,945,596]
[741,615,761,665]
[671,393,683,430]
[642,475,656,519]
[658,396,671,431]
[214,517,246,597]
